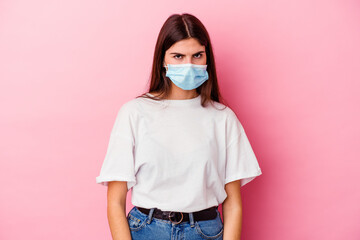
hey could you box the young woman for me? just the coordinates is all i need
[96,13,262,240]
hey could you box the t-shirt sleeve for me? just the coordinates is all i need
[225,109,262,187]
[96,102,137,190]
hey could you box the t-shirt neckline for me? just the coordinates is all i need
[145,93,201,106]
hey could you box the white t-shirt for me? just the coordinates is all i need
[96,93,262,212]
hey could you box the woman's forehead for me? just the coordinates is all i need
[169,38,205,49]
[167,38,205,53]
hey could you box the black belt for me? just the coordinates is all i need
[136,206,218,224]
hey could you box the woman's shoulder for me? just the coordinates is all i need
[208,102,244,130]
[207,99,236,116]
[117,93,161,114]
[114,96,143,118]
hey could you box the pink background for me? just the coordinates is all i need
[1,0,359,239]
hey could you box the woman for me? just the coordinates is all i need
[96,13,262,240]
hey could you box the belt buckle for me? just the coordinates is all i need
[168,211,183,224]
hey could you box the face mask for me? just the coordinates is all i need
[164,63,209,90]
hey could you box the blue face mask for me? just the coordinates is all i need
[164,63,209,90]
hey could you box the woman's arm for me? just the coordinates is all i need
[222,180,243,240]
[107,181,132,240]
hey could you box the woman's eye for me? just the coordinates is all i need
[174,55,183,59]
[194,53,203,58]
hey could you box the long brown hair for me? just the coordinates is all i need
[136,13,228,109]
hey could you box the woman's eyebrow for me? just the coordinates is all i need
[170,51,205,55]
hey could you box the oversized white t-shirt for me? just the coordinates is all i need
[96,93,262,212]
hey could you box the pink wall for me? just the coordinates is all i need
[1,0,359,239]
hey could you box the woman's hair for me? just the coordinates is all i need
[136,13,228,109]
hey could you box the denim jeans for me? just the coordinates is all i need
[127,206,224,240]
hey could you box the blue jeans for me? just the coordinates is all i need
[127,206,224,240]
